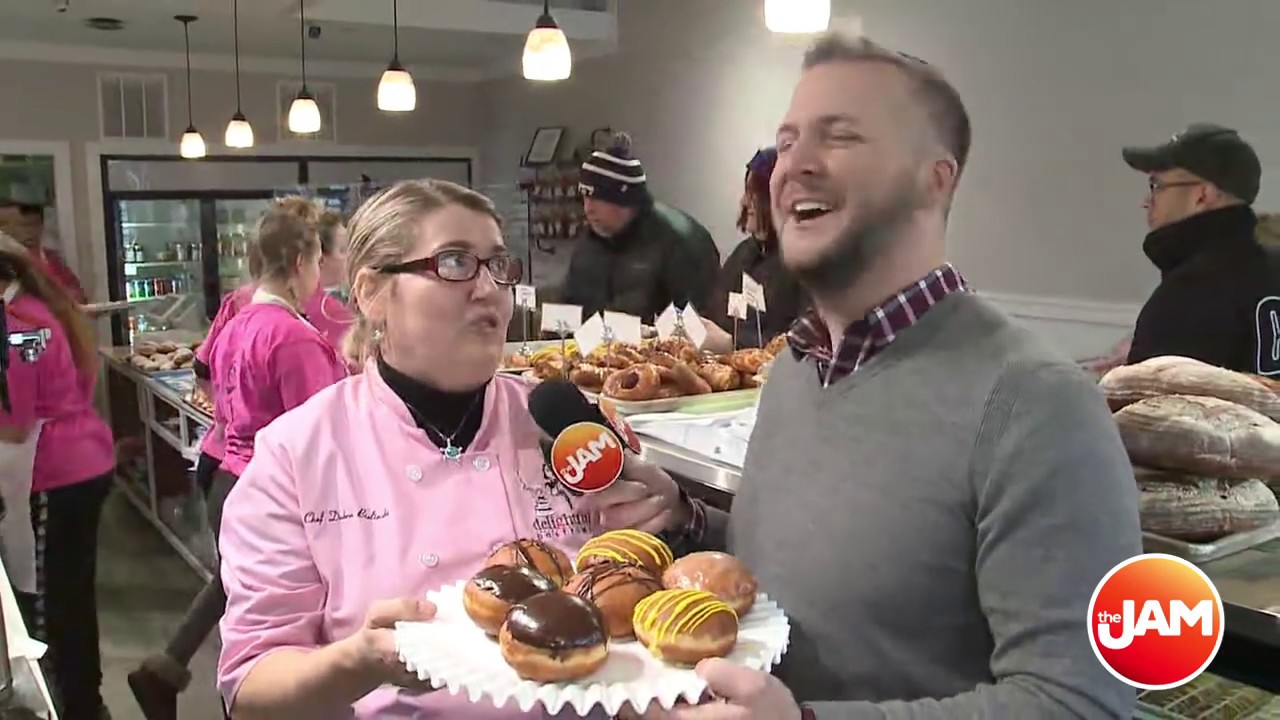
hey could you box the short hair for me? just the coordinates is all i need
[803,34,972,179]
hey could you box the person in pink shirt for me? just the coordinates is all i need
[0,234,114,720]
[215,180,625,718]
[128,198,348,720]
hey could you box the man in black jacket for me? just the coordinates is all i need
[1121,123,1279,376]
[560,133,720,321]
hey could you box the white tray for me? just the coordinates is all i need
[1142,519,1280,564]
[395,581,791,716]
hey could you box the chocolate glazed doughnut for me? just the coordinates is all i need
[603,364,663,401]
[500,591,609,682]
[464,565,558,636]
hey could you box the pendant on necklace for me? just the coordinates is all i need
[442,441,462,462]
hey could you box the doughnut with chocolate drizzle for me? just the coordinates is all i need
[499,591,609,682]
[563,560,663,639]
[485,538,574,587]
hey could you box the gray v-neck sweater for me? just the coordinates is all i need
[704,292,1141,719]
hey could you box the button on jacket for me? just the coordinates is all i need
[217,364,605,718]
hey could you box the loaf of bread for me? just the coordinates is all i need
[1115,395,1280,482]
[1101,356,1280,420]
[1136,468,1280,542]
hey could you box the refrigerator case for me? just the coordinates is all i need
[106,193,274,346]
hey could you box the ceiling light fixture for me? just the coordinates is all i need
[175,15,206,159]
[522,0,571,82]
[224,0,254,148]
[764,0,831,34]
[287,1,322,134]
[377,0,416,111]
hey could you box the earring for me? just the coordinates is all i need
[372,327,384,343]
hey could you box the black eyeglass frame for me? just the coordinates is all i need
[377,249,524,286]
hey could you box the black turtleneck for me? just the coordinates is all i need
[377,355,487,452]
[1129,205,1280,374]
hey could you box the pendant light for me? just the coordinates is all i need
[224,0,254,148]
[522,0,571,81]
[175,15,206,159]
[764,0,831,34]
[287,1,322,134]
[377,0,416,111]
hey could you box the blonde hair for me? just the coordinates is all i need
[317,209,345,255]
[248,196,323,293]
[342,179,502,366]
[0,233,96,376]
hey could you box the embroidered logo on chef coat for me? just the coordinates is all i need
[523,462,594,541]
[1256,296,1280,376]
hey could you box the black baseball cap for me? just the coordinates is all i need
[1123,123,1261,204]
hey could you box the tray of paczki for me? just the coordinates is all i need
[516,336,788,415]
[498,340,579,375]
[394,530,791,716]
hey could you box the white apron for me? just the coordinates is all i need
[0,420,42,594]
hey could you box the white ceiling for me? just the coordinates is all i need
[0,0,615,74]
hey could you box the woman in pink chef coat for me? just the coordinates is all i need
[0,234,115,719]
[126,198,347,719]
[216,180,608,718]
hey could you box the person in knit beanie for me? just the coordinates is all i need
[701,147,808,352]
[560,131,721,321]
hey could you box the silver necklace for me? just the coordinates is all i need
[406,393,484,462]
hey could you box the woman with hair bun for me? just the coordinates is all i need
[215,179,622,718]
[128,198,349,719]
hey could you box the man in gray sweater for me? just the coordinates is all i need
[591,33,1143,720]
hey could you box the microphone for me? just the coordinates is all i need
[528,379,642,494]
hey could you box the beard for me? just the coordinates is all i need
[780,173,926,295]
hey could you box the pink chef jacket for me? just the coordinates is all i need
[0,287,113,491]
[217,364,604,718]
[207,299,348,476]
[198,287,353,461]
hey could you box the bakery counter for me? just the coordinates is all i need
[640,437,1280,653]
[100,347,216,582]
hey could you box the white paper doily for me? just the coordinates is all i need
[395,581,791,716]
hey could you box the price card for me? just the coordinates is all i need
[742,273,766,312]
[727,292,748,321]
[513,284,537,309]
[681,304,708,348]
[574,313,607,357]
[654,304,681,340]
[603,311,644,345]
[540,303,583,334]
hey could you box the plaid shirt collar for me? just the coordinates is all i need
[787,263,970,385]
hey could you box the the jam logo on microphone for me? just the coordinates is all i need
[1088,553,1223,690]
[1255,296,1280,376]
[548,422,624,493]
[597,398,641,453]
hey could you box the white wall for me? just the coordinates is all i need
[478,0,1280,331]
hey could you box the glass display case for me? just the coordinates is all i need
[116,198,204,343]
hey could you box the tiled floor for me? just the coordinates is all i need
[96,489,224,719]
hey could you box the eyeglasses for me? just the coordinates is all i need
[1148,178,1202,194]
[377,249,523,285]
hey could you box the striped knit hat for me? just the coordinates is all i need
[579,132,648,207]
